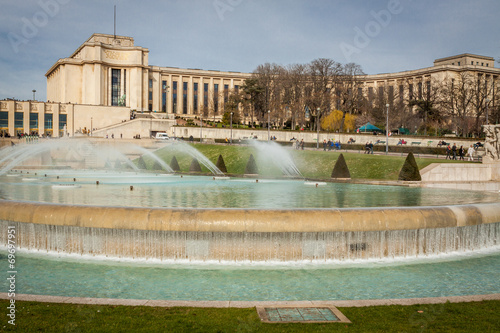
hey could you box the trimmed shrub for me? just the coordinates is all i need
[170,156,180,172]
[244,154,259,175]
[398,152,422,181]
[331,153,351,179]
[189,158,202,172]
[216,155,228,173]
[137,157,147,169]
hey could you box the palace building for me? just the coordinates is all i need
[0,33,498,138]
[45,33,250,114]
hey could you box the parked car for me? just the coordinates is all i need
[155,132,170,140]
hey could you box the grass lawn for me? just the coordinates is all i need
[146,143,471,180]
[1,300,498,332]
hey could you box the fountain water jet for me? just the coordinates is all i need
[160,141,224,175]
[250,140,303,178]
[0,139,140,174]
[131,145,174,173]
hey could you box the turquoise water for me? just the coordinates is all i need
[2,250,499,301]
[1,171,498,208]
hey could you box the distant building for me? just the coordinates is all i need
[0,33,498,138]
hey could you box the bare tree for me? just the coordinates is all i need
[307,58,342,131]
[252,63,284,127]
[336,63,365,131]
[407,78,444,136]
[241,78,263,128]
[441,71,478,137]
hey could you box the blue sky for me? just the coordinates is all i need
[1,0,499,101]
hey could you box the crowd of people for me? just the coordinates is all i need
[445,143,476,161]
[322,139,341,151]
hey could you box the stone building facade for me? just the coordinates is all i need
[45,33,250,116]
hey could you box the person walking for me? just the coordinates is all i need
[445,144,452,159]
[451,143,457,160]
[467,145,475,161]
[458,146,464,160]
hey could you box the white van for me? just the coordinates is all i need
[155,132,170,140]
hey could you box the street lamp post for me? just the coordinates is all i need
[386,104,389,154]
[230,112,233,144]
[200,113,203,143]
[32,90,36,101]
[316,108,320,149]
[90,117,93,137]
[486,98,490,125]
[267,110,270,141]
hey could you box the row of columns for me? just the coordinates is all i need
[151,73,246,116]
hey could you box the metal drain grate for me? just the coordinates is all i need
[257,306,351,323]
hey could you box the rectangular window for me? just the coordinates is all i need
[44,113,52,129]
[172,81,178,113]
[59,114,67,130]
[399,85,404,101]
[224,84,229,105]
[123,69,126,97]
[162,80,167,112]
[368,87,374,101]
[409,84,413,100]
[183,82,188,114]
[193,83,198,113]
[418,82,423,99]
[149,91,153,101]
[204,83,209,108]
[234,85,239,93]
[15,112,23,129]
[214,84,219,114]
[30,113,38,130]
[378,86,384,97]
[59,113,67,137]
[149,79,153,89]
[426,81,431,100]
[0,111,8,128]
[388,86,394,102]
[111,69,121,106]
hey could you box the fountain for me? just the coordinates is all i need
[250,140,303,177]
[0,138,499,301]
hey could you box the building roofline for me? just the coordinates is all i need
[434,53,494,64]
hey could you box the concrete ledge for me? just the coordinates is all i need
[1,293,498,308]
[1,200,499,233]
